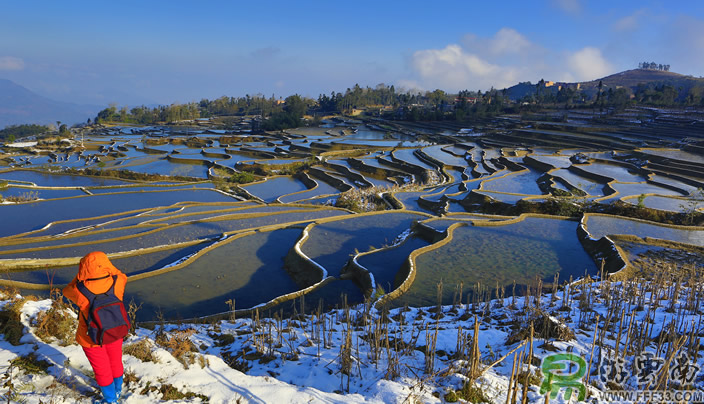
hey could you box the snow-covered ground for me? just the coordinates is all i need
[1,272,703,403]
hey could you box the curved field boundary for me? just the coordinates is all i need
[374,222,466,308]
[609,234,704,255]
[497,157,526,172]
[577,219,630,279]
[200,150,231,160]
[276,173,319,203]
[522,155,557,172]
[307,168,353,192]
[618,193,689,209]
[470,212,577,227]
[0,207,349,268]
[289,210,433,283]
[0,238,212,288]
[580,212,704,278]
[325,162,373,188]
[166,154,212,166]
[346,158,409,181]
[582,212,704,234]
[476,168,530,192]
[568,165,614,184]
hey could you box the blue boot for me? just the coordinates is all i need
[99,382,118,403]
[113,375,124,400]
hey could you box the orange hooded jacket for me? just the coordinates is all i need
[62,251,128,348]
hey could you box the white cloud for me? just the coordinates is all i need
[0,56,24,71]
[612,9,646,32]
[552,0,581,14]
[567,47,614,81]
[409,44,519,91]
[461,28,537,60]
[489,28,533,55]
[401,28,615,92]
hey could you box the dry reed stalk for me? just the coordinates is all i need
[585,314,600,386]
[506,350,518,404]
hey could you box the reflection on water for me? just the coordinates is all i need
[0,189,236,237]
[585,215,704,247]
[125,228,303,321]
[357,235,430,294]
[393,217,596,308]
[0,170,131,187]
[481,168,546,195]
[243,177,309,202]
[302,212,424,277]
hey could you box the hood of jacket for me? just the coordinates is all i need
[77,251,118,281]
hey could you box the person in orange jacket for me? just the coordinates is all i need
[63,251,128,403]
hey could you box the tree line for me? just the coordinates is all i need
[0,124,50,143]
[638,62,670,71]
[93,78,704,129]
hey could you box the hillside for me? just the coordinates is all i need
[580,68,704,90]
[0,79,99,129]
[505,69,704,101]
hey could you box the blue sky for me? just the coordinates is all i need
[1,0,702,106]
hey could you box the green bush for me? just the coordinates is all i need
[230,171,256,184]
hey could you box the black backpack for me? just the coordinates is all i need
[76,275,130,345]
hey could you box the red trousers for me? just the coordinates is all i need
[82,339,124,387]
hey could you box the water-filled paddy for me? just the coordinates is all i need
[124,228,303,321]
[279,181,340,203]
[242,177,309,202]
[610,182,685,198]
[480,168,545,195]
[578,162,647,182]
[117,158,210,178]
[3,119,700,321]
[301,212,426,277]
[8,244,208,286]
[421,145,469,167]
[622,195,690,212]
[393,191,431,212]
[473,190,532,204]
[356,235,430,293]
[648,175,702,195]
[0,170,132,187]
[551,169,605,196]
[584,215,704,246]
[0,189,236,237]
[0,186,88,199]
[528,155,572,169]
[392,149,437,170]
[393,217,596,307]
[640,149,704,164]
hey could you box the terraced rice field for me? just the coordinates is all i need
[2,112,702,320]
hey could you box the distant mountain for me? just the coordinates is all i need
[504,69,704,101]
[0,79,100,129]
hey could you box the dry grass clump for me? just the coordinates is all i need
[4,190,40,203]
[335,184,421,212]
[139,382,210,401]
[155,328,200,368]
[33,289,77,346]
[123,339,157,362]
[10,353,51,375]
[0,294,28,346]
[506,308,575,345]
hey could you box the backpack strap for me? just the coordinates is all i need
[76,275,118,302]
[107,275,118,295]
[76,280,96,301]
